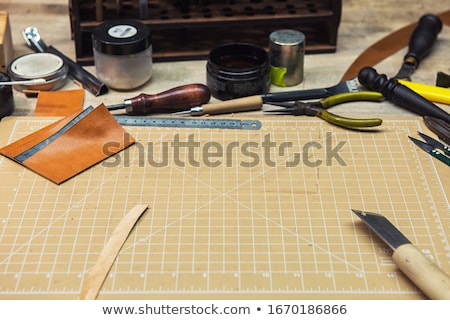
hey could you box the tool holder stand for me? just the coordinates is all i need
[69,0,342,65]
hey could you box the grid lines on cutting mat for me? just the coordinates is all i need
[0,118,448,299]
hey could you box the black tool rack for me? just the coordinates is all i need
[69,0,342,65]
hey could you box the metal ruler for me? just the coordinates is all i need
[114,116,262,130]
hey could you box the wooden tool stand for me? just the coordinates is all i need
[69,0,342,65]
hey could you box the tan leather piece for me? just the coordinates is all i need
[0,108,83,158]
[35,88,85,116]
[79,204,149,300]
[0,104,135,184]
[340,9,450,81]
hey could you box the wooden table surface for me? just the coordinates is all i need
[2,0,450,118]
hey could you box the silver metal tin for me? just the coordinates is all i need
[7,52,68,92]
[269,29,305,87]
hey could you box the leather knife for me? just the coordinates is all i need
[352,209,450,300]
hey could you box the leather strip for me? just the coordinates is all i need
[79,204,148,300]
[340,9,450,81]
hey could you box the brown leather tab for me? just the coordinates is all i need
[0,104,135,184]
[340,10,450,81]
[35,88,85,116]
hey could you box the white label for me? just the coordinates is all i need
[108,25,138,39]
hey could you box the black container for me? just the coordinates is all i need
[206,43,270,100]
[0,72,14,119]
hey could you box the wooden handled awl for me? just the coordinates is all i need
[174,95,264,115]
[352,209,450,300]
[107,84,211,115]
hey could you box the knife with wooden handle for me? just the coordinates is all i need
[352,209,450,300]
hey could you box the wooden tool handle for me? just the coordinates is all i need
[202,95,263,115]
[393,243,450,299]
[127,84,211,115]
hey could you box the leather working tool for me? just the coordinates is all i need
[106,84,211,115]
[423,116,450,145]
[22,26,108,96]
[264,91,383,129]
[174,81,363,116]
[391,14,442,80]
[416,131,450,156]
[341,10,450,82]
[340,11,450,105]
[177,11,448,118]
[114,116,261,130]
[409,132,450,166]
[358,67,450,123]
[352,209,450,300]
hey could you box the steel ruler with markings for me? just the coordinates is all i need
[113,116,262,130]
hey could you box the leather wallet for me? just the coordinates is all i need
[0,104,135,184]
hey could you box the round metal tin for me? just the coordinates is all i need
[8,52,68,92]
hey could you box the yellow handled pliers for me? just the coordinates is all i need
[265,91,384,129]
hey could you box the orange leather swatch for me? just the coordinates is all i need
[0,104,135,184]
[35,88,85,116]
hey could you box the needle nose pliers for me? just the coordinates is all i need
[265,91,384,129]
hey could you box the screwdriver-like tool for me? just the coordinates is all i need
[391,14,442,81]
[107,84,211,115]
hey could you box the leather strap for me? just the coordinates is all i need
[340,10,450,81]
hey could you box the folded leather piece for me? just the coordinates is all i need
[0,104,135,184]
[35,87,85,116]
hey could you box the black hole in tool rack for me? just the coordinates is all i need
[244,6,255,16]
[307,2,318,13]
[286,4,297,14]
[160,9,169,19]
[202,8,212,18]
[265,5,276,14]
[223,7,233,17]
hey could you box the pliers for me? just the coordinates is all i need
[264,91,384,129]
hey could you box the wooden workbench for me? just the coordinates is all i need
[2,0,450,117]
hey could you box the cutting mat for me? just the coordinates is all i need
[0,116,448,299]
